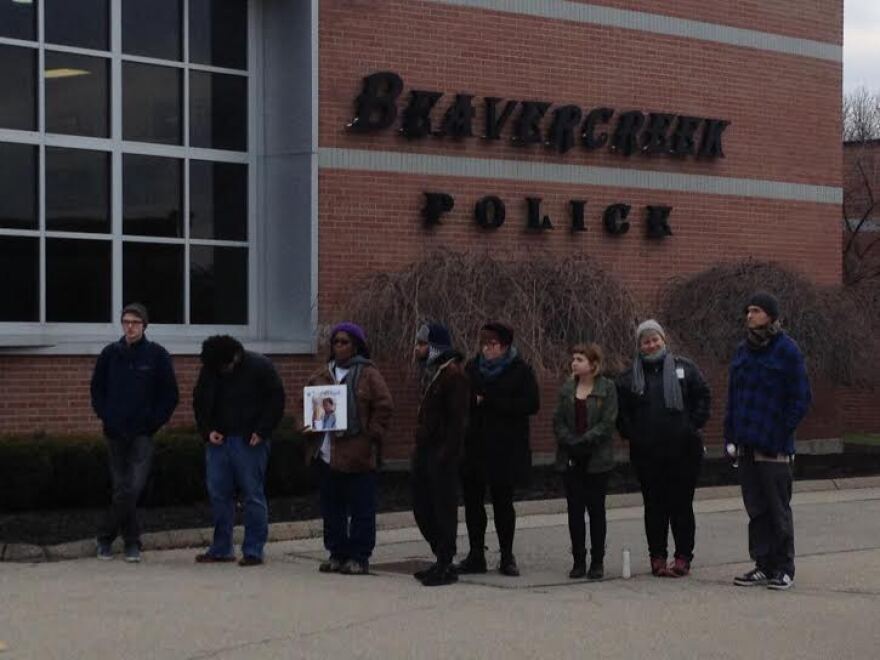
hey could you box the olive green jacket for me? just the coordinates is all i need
[553,375,618,474]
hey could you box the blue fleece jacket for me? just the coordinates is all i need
[90,336,179,438]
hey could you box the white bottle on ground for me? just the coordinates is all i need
[622,547,631,579]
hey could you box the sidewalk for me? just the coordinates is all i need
[2,479,880,658]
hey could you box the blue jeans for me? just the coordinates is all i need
[98,435,153,548]
[317,460,377,563]
[205,436,270,559]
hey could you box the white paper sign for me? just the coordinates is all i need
[303,385,348,432]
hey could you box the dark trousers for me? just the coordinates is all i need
[633,452,701,561]
[205,436,270,559]
[739,453,795,577]
[411,447,459,565]
[461,470,515,559]
[317,460,377,563]
[98,435,153,548]
[564,467,609,562]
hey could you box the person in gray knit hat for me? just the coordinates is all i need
[616,319,710,578]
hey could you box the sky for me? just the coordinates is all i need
[844,0,880,93]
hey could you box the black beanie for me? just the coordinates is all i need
[121,302,149,326]
[480,321,514,346]
[746,291,780,321]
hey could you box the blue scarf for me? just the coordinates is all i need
[478,345,518,381]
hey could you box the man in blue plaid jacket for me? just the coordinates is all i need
[725,292,811,592]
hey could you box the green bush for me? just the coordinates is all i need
[0,428,311,512]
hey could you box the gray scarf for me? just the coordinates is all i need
[330,356,371,436]
[630,348,684,411]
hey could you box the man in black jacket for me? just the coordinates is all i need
[411,322,470,587]
[457,322,540,577]
[192,335,285,567]
[90,303,179,563]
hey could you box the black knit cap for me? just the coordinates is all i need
[480,321,514,346]
[745,291,780,321]
[121,302,149,326]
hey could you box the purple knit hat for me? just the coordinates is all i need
[330,322,369,355]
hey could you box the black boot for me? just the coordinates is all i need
[455,552,487,574]
[569,552,587,579]
[414,561,438,582]
[588,554,604,580]
[499,554,520,577]
[421,562,458,587]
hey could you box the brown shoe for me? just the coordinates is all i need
[195,552,236,564]
[669,557,690,577]
[238,555,264,567]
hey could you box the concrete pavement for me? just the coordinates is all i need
[2,483,880,659]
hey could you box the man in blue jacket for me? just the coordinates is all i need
[725,292,811,591]
[90,303,179,563]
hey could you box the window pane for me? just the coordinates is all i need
[46,238,111,322]
[190,71,247,151]
[190,161,247,240]
[0,142,37,230]
[45,52,109,138]
[0,0,36,41]
[0,236,38,322]
[123,242,184,323]
[45,0,109,51]
[0,45,36,131]
[189,0,247,70]
[122,0,182,61]
[123,63,182,144]
[191,246,247,324]
[46,147,110,233]
[124,155,182,237]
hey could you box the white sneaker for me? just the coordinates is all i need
[766,572,794,590]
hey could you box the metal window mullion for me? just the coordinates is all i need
[183,0,191,325]
[37,0,46,323]
[248,0,260,338]
[111,0,123,319]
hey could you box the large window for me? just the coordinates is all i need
[0,0,251,328]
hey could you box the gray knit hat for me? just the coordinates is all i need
[636,319,665,343]
[121,302,149,326]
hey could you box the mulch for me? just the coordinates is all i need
[3,455,880,546]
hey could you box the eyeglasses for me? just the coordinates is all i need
[121,319,144,326]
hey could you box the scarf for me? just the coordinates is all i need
[630,347,684,411]
[478,345,518,381]
[747,320,782,350]
[419,349,455,394]
[330,355,371,436]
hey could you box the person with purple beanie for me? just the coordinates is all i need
[306,322,393,575]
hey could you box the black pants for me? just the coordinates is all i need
[739,452,795,577]
[98,435,153,547]
[564,467,609,562]
[633,451,701,561]
[461,469,515,559]
[411,447,459,565]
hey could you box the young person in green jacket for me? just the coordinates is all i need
[553,343,618,580]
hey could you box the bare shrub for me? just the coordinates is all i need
[339,249,640,374]
[660,260,878,385]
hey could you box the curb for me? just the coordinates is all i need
[4,476,880,563]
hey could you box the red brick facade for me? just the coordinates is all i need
[1,0,860,455]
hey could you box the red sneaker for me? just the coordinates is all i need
[669,557,690,577]
[650,556,669,577]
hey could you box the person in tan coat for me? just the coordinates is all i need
[306,322,393,575]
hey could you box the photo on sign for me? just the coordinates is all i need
[303,385,348,432]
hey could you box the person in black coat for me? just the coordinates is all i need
[616,319,711,578]
[192,335,285,567]
[456,322,540,577]
[90,303,179,563]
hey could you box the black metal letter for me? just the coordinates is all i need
[603,203,631,235]
[581,107,614,150]
[400,90,443,139]
[422,192,455,226]
[512,101,551,145]
[475,196,506,229]
[645,205,673,238]
[439,94,475,138]
[570,200,586,232]
[548,105,582,154]
[347,71,404,133]
[483,98,518,140]
[699,119,730,158]
[526,198,553,230]
[640,113,675,154]
[611,111,645,156]
[669,116,702,157]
